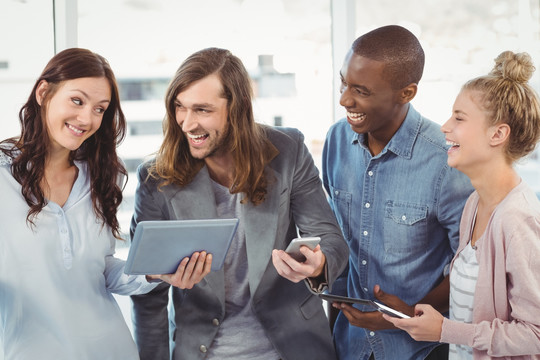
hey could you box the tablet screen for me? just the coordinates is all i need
[124,218,239,275]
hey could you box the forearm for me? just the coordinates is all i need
[419,275,450,313]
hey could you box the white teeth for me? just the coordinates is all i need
[347,111,366,122]
[66,123,83,134]
[187,133,208,144]
[446,140,460,147]
[187,133,207,140]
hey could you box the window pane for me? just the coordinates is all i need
[77,0,333,239]
[0,0,55,139]
[351,0,540,197]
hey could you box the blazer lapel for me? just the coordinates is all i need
[243,168,282,296]
[166,167,225,303]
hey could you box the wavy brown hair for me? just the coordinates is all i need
[463,51,540,163]
[149,47,277,205]
[0,48,127,238]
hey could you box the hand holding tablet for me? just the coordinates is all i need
[318,293,410,319]
[125,218,239,275]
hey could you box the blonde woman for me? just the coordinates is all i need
[385,51,540,359]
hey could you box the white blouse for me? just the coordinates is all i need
[0,152,156,360]
[449,242,479,360]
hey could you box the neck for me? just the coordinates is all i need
[45,146,72,172]
[469,162,520,210]
[205,152,235,188]
[367,104,409,156]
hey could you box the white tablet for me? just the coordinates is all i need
[124,218,239,275]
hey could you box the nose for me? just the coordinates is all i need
[440,118,451,134]
[179,109,197,133]
[340,87,354,108]
[77,106,94,125]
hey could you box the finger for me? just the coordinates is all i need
[373,284,386,301]
[195,252,212,279]
[272,250,304,282]
[192,251,209,276]
[413,304,428,316]
[180,252,200,283]
[382,314,405,328]
[170,257,190,279]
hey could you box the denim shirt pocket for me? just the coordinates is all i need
[328,185,352,240]
[384,201,428,252]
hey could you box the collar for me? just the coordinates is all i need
[351,105,422,160]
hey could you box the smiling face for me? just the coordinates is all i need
[441,89,495,174]
[175,73,230,161]
[37,77,111,154]
[339,51,408,148]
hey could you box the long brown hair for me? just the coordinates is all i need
[150,47,277,205]
[0,48,127,238]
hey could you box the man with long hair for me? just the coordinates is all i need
[130,47,348,360]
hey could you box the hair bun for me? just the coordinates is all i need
[490,51,535,83]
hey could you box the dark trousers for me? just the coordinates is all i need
[368,344,448,360]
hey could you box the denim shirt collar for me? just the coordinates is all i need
[353,104,422,160]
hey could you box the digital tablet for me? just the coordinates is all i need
[124,218,239,275]
[318,293,410,318]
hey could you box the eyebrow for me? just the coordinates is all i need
[175,100,218,109]
[340,72,372,94]
[70,89,110,104]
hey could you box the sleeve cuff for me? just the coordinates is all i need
[305,262,329,293]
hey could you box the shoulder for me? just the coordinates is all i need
[0,142,18,167]
[264,125,303,143]
[326,118,351,138]
[415,116,448,153]
[136,159,158,182]
[491,183,540,243]
[263,126,305,155]
[0,151,13,167]
[497,183,540,223]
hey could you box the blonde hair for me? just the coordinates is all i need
[463,51,540,162]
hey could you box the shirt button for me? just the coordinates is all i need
[365,203,370,208]
[212,318,220,326]
[370,331,375,337]
[402,215,407,221]
[363,230,368,236]
[368,171,374,176]
[334,190,339,195]
[363,287,368,292]
[61,228,67,234]
[361,260,367,265]
[199,345,207,353]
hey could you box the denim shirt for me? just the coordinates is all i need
[322,105,473,360]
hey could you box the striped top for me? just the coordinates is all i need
[449,241,479,360]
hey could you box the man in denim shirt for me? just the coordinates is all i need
[322,25,473,360]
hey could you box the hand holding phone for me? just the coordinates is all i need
[285,237,321,262]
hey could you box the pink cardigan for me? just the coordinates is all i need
[440,181,540,359]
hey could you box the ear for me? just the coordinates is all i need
[397,83,418,104]
[489,123,511,147]
[35,80,49,106]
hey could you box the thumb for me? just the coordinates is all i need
[373,284,385,300]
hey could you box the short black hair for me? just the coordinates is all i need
[352,25,425,89]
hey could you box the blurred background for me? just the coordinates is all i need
[1,0,540,334]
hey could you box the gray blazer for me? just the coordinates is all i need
[130,126,348,360]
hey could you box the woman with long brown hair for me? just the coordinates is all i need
[0,48,188,360]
